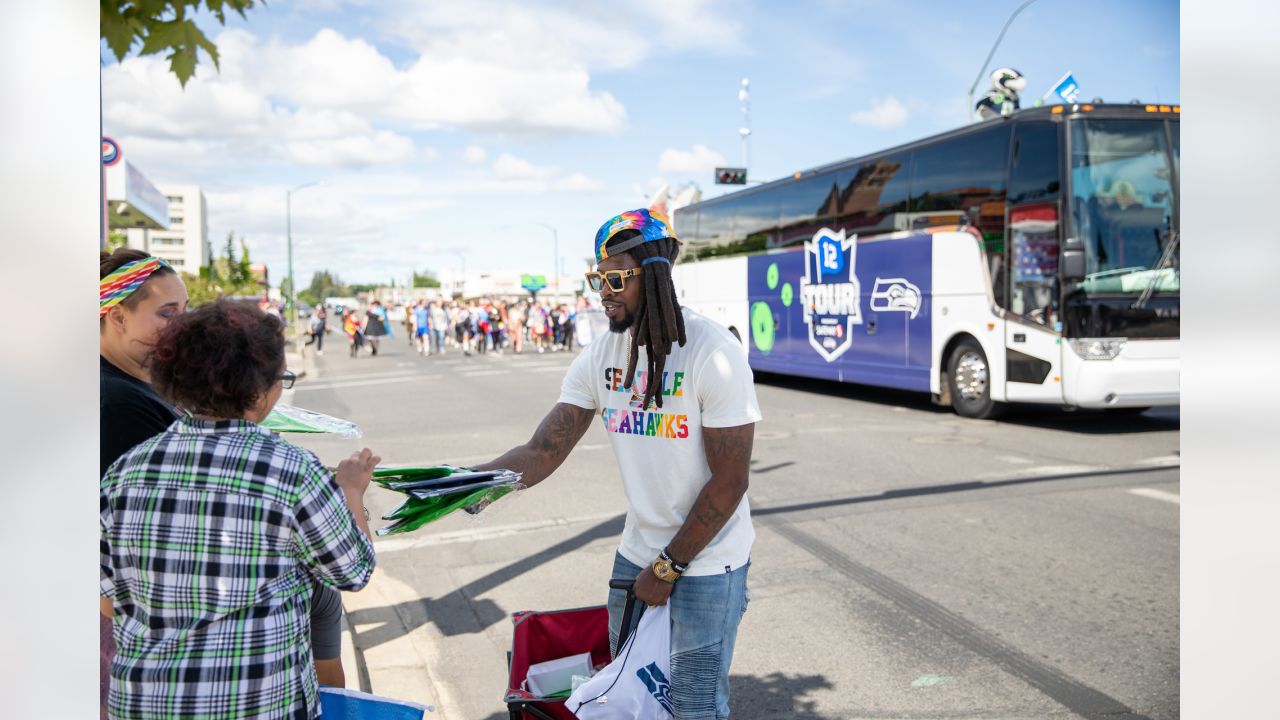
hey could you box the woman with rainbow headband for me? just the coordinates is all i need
[98,249,189,719]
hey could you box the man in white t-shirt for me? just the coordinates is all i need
[476,208,760,720]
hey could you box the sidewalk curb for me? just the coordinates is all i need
[340,606,372,693]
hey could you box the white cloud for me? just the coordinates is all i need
[493,153,558,182]
[284,130,417,167]
[462,145,487,164]
[658,144,727,174]
[420,147,440,162]
[850,97,909,129]
[552,173,606,192]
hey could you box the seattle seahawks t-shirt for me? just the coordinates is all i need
[558,307,762,576]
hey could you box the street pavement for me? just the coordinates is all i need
[284,334,1179,720]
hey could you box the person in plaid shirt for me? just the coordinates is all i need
[100,300,378,720]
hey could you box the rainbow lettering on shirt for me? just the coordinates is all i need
[604,367,684,407]
[600,407,690,439]
[600,367,688,438]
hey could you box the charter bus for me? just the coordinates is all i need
[670,102,1179,418]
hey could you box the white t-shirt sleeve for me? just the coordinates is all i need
[557,347,598,410]
[696,335,764,428]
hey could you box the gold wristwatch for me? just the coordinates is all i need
[652,547,687,584]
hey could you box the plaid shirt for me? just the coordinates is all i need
[100,417,376,720]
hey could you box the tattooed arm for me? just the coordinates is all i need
[471,403,596,488]
[633,422,755,606]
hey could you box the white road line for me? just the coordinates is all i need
[306,369,423,384]
[297,375,435,392]
[996,455,1035,465]
[1127,487,1181,504]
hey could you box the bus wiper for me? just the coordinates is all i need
[1132,228,1179,310]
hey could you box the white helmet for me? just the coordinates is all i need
[991,67,1027,97]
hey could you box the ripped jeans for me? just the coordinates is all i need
[607,552,750,720]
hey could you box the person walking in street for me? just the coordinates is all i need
[343,309,364,358]
[306,304,328,355]
[364,300,390,356]
[508,301,526,354]
[413,301,431,356]
[100,299,378,720]
[430,301,449,355]
[474,208,760,720]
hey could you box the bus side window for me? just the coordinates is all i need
[1007,122,1062,324]
[836,154,909,236]
[910,127,1011,307]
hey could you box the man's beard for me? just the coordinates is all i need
[608,311,635,333]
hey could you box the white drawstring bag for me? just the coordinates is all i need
[566,603,674,720]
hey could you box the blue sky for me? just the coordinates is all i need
[102,0,1179,286]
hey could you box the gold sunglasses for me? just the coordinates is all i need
[585,267,644,293]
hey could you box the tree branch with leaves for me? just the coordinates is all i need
[101,0,260,87]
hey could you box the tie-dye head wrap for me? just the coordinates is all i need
[593,208,679,263]
[100,257,172,318]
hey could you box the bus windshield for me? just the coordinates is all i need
[1069,118,1179,296]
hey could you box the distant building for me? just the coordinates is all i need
[125,185,209,272]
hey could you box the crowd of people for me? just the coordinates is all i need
[307,296,593,359]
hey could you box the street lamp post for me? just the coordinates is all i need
[966,0,1039,123]
[535,223,559,302]
[286,181,319,345]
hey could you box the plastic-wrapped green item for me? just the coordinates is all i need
[376,483,518,536]
[263,403,362,438]
[372,465,457,488]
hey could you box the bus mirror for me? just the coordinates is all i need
[1061,249,1086,281]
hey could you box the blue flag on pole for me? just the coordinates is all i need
[318,687,431,720]
[1051,72,1081,104]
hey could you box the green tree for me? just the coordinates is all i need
[182,232,261,307]
[105,229,129,252]
[100,1,260,88]
[301,270,349,306]
[412,269,441,288]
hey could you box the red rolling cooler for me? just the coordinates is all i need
[504,580,639,720]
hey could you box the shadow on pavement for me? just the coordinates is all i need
[729,671,838,719]
[755,370,1179,435]
[357,514,626,644]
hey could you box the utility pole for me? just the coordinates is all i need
[738,78,751,172]
[286,181,319,344]
[537,223,560,302]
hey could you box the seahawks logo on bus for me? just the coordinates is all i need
[869,277,922,319]
[800,228,861,362]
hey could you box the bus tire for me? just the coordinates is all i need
[947,338,1004,419]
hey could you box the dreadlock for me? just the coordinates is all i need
[607,229,687,410]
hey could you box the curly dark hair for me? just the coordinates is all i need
[149,299,286,418]
[608,229,687,410]
[99,248,177,315]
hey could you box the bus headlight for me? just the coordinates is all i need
[1067,338,1126,360]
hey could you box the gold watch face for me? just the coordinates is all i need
[652,559,679,582]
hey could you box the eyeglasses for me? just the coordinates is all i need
[280,370,297,389]
[585,267,644,293]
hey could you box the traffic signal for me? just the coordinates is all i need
[715,167,747,185]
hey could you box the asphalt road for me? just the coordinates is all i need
[286,335,1179,720]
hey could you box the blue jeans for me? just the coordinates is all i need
[607,552,750,720]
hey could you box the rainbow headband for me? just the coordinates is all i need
[593,208,680,263]
[99,257,171,318]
